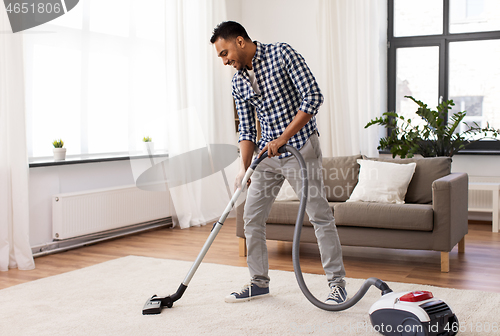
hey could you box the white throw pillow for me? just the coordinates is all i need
[347,159,417,204]
[275,179,299,201]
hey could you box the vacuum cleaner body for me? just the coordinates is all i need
[369,290,458,336]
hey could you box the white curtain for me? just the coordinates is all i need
[317,0,387,157]
[165,0,237,229]
[0,7,35,271]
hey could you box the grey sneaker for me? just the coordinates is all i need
[225,283,270,303]
[326,285,347,304]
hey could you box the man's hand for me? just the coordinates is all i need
[258,110,313,159]
[257,136,287,158]
[235,140,255,191]
[234,168,251,191]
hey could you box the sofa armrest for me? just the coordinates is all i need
[432,172,469,251]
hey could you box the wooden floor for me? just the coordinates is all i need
[1,219,499,293]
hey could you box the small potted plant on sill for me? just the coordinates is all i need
[365,95,500,158]
[143,136,154,154]
[52,139,66,161]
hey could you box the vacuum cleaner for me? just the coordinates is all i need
[143,145,459,336]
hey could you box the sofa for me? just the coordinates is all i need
[236,155,469,272]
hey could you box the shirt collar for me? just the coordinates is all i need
[252,41,265,63]
[236,41,265,78]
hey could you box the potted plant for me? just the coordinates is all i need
[143,136,154,154]
[52,139,66,161]
[365,96,500,158]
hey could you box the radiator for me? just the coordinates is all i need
[468,176,500,212]
[52,185,171,240]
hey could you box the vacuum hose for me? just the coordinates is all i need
[278,145,392,311]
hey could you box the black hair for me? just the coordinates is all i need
[210,21,251,44]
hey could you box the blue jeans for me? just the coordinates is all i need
[243,133,346,288]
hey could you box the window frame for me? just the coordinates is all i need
[387,0,500,153]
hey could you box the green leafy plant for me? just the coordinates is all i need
[52,139,64,148]
[365,95,499,158]
[142,136,152,142]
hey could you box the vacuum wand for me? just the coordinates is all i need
[142,151,270,315]
[142,145,389,314]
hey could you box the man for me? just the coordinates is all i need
[210,21,346,304]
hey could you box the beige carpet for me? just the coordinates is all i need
[0,256,497,335]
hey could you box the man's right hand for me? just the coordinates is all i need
[235,140,256,191]
[234,168,251,191]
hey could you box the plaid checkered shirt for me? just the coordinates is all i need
[232,41,324,159]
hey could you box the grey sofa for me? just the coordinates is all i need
[236,155,469,272]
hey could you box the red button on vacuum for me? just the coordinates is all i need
[399,291,434,302]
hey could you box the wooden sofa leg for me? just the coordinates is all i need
[239,237,247,257]
[441,252,450,273]
[458,237,465,253]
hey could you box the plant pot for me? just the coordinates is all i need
[144,142,154,155]
[53,148,66,161]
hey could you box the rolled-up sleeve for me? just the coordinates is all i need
[232,88,257,145]
[280,43,324,115]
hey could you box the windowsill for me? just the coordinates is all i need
[454,150,500,155]
[29,151,169,168]
[377,140,500,156]
[377,149,500,156]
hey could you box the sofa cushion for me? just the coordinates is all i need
[322,154,362,202]
[363,156,452,204]
[347,159,416,204]
[334,202,434,231]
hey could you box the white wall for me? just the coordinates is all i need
[240,0,322,79]
[452,155,500,176]
[225,0,242,22]
[452,155,500,221]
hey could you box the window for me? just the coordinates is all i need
[388,0,500,151]
[24,0,167,158]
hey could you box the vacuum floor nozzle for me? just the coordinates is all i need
[142,295,174,315]
[143,284,188,315]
